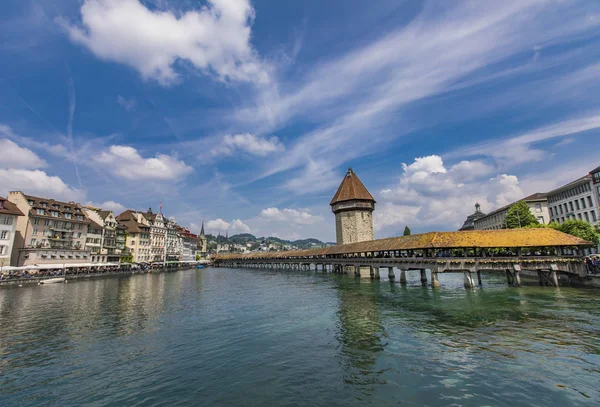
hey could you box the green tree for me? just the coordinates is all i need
[403,226,411,236]
[505,201,538,228]
[555,219,599,245]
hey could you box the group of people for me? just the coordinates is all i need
[584,256,600,274]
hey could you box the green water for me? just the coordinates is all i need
[1,268,599,406]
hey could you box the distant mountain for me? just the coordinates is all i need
[224,234,333,249]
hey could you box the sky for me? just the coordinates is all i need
[1,0,600,242]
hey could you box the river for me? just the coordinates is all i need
[1,268,599,406]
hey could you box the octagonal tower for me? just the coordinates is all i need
[330,168,376,245]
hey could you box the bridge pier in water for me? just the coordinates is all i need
[420,269,427,286]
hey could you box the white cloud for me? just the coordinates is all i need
[87,200,127,213]
[449,160,495,181]
[206,218,230,234]
[231,219,251,233]
[211,133,283,157]
[0,169,84,202]
[0,138,46,169]
[117,95,136,111]
[96,145,193,181]
[260,207,322,225]
[376,155,529,234]
[62,0,269,85]
[204,218,251,234]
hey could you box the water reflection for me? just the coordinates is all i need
[336,278,386,392]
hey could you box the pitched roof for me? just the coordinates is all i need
[0,196,24,217]
[215,228,591,260]
[21,193,89,222]
[98,210,112,220]
[330,168,375,205]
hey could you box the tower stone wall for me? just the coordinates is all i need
[335,209,374,245]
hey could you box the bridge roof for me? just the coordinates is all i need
[214,228,591,260]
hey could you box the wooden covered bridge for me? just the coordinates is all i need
[213,228,592,288]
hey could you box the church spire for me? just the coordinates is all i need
[200,220,205,237]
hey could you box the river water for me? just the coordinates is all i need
[1,268,599,406]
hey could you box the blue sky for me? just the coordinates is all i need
[1,0,600,241]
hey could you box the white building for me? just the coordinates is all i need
[0,196,24,269]
[165,217,182,262]
[547,174,599,225]
[474,193,549,230]
[143,209,166,262]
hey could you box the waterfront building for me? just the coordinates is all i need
[547,174,598,225]
[116,210,151,263]
[165,217,182,262]
[197,222,208,258]
[97,210,120,263]
[592,166,600,215]
[116,224,131,263]
[474,193,549,230]
[330,168,376,245]
[0,196,24,269]
[7,192,91,266]
[459,203,487,231]
[178,227,198,262]
[84,207,122,263]
[142,208,167,262]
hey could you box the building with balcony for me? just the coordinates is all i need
[165,217,182,262]
[142,208,166,263]
[474,193,549,230]
[7,192,91,266]
[116,210,151,263]
[177,226,198,262]
[84,207,122,263]
[1,196,25,269]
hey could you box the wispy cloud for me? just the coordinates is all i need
[447,114,600,165]
[233,0,600,193]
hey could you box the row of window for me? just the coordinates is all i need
[32,218,84,229]
[2,216,13,225]
[551,210,597,223]
[548,182,591,203]
[549,196,594,217]
[31,228,84,238]
[34,208,85,220]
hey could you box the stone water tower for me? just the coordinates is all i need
[330,168,376,245]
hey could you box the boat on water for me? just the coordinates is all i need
[38,277,66,285]
[197,265,204,269]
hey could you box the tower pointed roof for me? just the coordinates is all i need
[330,168,376,205]
[200,221,205,237]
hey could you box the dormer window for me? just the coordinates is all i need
[28,200,34,206]
[53,204,59,209]
[41,202,47,208]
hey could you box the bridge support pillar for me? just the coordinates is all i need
[354,265,360,277]
[477,270,482,286]
[400,270,407,285]
[387,267,395,280]
[463,271,475,288]
[551,270,559,287]
[420,269,427,286]
[431,271,440,288]
[370,266,380,279]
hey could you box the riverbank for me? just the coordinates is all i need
[0,267,190,287]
